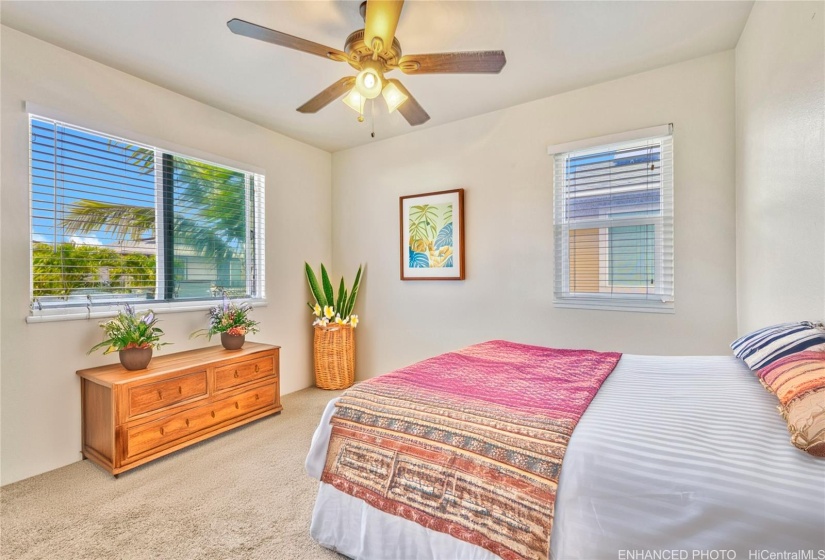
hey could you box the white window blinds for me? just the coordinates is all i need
[30,116,265,315]
[552,132,674,312]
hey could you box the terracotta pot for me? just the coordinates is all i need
[221,333,245,350]
[119,347,153,370]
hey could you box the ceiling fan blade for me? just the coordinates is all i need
[388,79,429,126]
[398,51,506,74]
[364,1,404,56]
[297,77,356,113]
[227,18,348,62]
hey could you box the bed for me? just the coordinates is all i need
[305,345,825,560]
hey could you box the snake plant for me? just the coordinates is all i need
[305,263,363,326]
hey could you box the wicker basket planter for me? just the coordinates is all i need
[313,323,355,390]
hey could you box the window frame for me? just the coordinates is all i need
[27,112,266,323]
[550,126,674,313]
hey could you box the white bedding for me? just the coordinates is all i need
[306,354,825,559]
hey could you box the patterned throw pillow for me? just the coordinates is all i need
[731,321,825,370]
[756,352,825,457]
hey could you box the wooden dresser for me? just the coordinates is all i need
[76,343,281,476]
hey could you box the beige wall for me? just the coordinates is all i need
[332,51,739,381]
[735,1,825,333]
[0,27,332,484]
[10,2,818,484]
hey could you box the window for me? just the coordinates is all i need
[552,130,673,312]
[29,116,265,318]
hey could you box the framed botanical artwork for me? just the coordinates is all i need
[400,188,465,280]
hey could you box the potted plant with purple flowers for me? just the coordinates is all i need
[88,304,168,370]
[192,296,259,350]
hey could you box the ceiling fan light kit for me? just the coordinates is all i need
[343,77,407,123]
[227,0,506,135]
[381,81,408,113]
[342,89,367,122]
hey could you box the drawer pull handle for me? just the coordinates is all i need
[185,419,190,427]
[235,402,239,409]
[157,389,163,399]
[159,427,164,436]
[234,370,239,378]
[178,386,182,394]
[255,394,259,400]
[211,411,216,418]
[255,364,260,373]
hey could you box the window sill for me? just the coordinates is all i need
[554,299,674,314]
[26,299,268,324]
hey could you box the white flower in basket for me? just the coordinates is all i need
[305,263,363,329]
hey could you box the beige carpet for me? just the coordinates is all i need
[1,387,346,560]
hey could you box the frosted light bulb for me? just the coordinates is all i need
[355,68,382,99]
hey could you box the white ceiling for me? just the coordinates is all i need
[1,1,753,152]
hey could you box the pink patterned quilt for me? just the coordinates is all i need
[321,340,621,560]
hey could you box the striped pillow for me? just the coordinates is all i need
[756,352,825,457]
[731,321,825,370]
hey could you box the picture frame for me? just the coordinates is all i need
[400,188,465,281]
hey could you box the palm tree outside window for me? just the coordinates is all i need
[29,116,265,315]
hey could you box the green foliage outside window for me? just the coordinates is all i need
[32,242,156,298]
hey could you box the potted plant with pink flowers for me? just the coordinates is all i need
[192,296,259,350]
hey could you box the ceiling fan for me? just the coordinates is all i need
[227,0,506,127]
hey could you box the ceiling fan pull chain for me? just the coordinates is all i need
[371,99,376,138]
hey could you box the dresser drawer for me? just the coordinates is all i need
[126,370,208,419]
[124,382,277,461]
[214,354,275,391]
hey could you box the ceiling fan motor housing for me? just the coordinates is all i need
[344,29,402,71]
